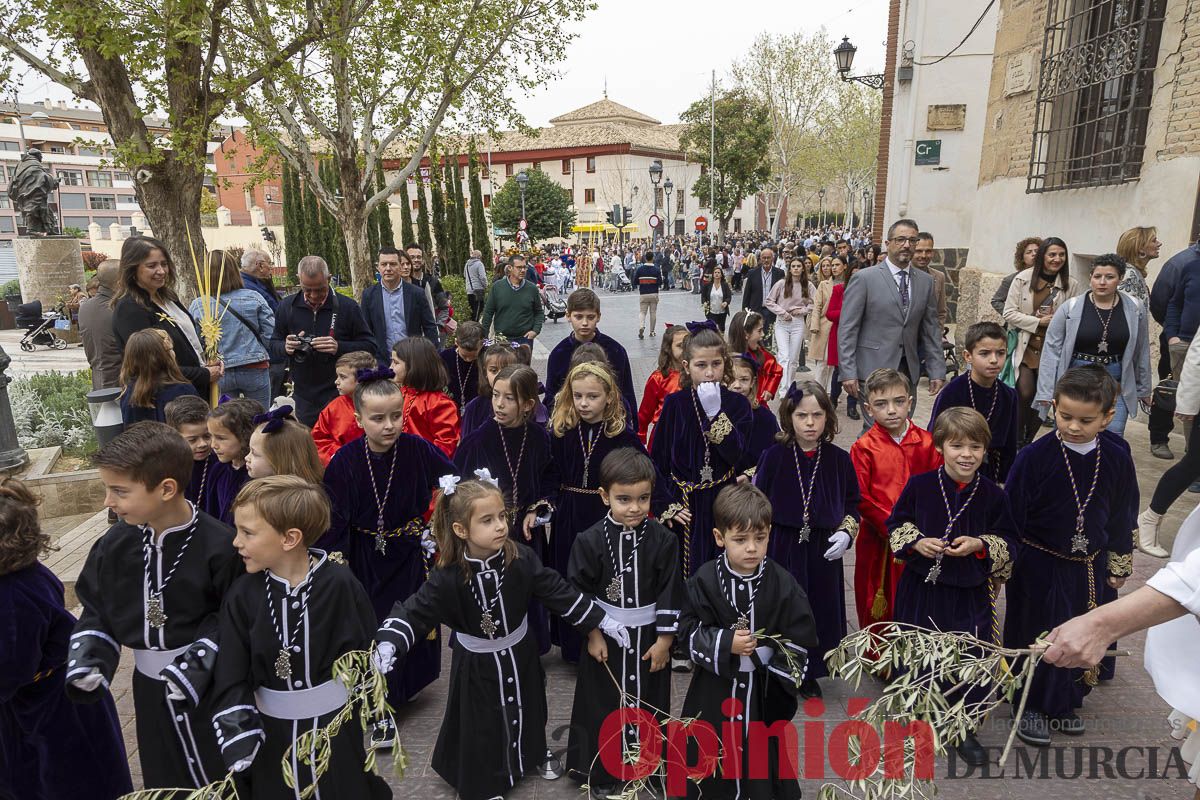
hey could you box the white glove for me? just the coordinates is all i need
[70,668,105,692]
[533,513,552,527]
[598,615,632,650]
[372,642,397,675]
[824,531,853,561]
[697,381,722,419]
[165,682,186,702]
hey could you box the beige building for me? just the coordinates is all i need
[955,0,1196,324]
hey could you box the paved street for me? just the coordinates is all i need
[72,286,1196,798]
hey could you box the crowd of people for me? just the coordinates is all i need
[3,217,1199,800]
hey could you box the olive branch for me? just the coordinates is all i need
[118,772,239,800]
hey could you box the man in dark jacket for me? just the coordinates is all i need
[1147,241,1198,455]
[269,256,376,426]
[635,250,663,339]
[77,259,122,389]
[741,246,786,330]
[361,247,439,364]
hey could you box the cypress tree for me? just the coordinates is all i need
[451,158,471,276]
[319,160,348,281]
[416,179,433,256]
[468,146,493,269]
[443,157,460,274]
[301,173,325,265]
[367,188,380,261]
[399,179,414,248]
[282,162,304,281]
[430,155,449,266]
[375,168,395,249]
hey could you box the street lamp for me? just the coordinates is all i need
[818,188,826,230]
[648,160,662,249]
[833,36,885,90]
[515,170,529,245]
[862,189,870,229]
[663,177,673,244]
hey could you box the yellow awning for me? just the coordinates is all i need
[571,223,641,234]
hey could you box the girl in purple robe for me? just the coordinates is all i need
[321,367,454,750]
[754,381,859,696]
[730,354,780,480]
[455,365,559,654]
[207,398,264,525]
[0,478,132,800]
[460,340,548,438]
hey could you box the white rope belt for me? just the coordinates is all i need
[132,645,189,679]
[596,599,657,627]
[455,615,528,653]
[255,679,348,720]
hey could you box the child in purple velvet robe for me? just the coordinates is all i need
[320,367,455,750]
[730,354,780,480]
[0,478,132,800]
[207,397,264,525]
[754,380,859,697]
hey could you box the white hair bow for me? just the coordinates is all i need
[473,468,500,488]
[438,474,461,495]
[420,529,437,557]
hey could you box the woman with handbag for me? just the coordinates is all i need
[1003,236,1081,446]
[188,250,276,408]
[1140,336,1200,558]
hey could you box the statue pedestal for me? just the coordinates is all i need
[13,237,85,310]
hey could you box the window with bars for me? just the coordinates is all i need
[1027,0,1166,193]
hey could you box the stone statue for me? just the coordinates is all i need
[7,149,60,236]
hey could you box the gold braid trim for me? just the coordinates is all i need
[839,515,860,540]
[889,522,922,554]
[707,412,734,444]
[742,466,757,479]
[1107,552,1133,578]
[980,535,1013,581]
[327,551,346,565]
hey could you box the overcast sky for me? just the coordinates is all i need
[14,0,890,128]
[515,0,891,127]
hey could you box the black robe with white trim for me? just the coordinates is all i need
[377,543,605,800]
[210,550,391,799]
[679,556,817,800]
[68,506,241,789]
[565,515,683,786]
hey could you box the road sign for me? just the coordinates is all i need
[518,218,528,230]
[649,214,661,229]
[915,140,942,166]
[695,216,708,231]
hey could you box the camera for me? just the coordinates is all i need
[291,333,315,364]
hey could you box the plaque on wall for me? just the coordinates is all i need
[1004,52,1034,97]
[927,105,967,131]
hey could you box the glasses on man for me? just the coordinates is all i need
[890,236,920,246]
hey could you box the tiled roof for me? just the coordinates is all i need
[549,98,661,127]
[486,122,687,154]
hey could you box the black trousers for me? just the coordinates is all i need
[1148,336,1174,445]
[467,291,484,321]
[1151,416,1200,513]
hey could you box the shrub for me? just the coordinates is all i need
[81,251,110,270]
[440,274,476,329]
[1,280,20,299]
[9,371,97,457]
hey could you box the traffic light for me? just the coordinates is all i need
[605,210,614,225]
[261,227,276,243]
[622,206,632,227]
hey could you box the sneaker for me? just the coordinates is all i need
[1057,712,1085,736]
[1016,710,1050,747]
[370,718,396,750]
[799,678,823,699]
[650,330,656,337]
[638,328,645,339]
[1190,481,1200,494]
[1137,508,1169,558]
[539,750,564,780]
[954,731,987,766]
[671,656,693,673]
[590,784,619,800]
[847,405,861,421]
[1151,442,1175,460]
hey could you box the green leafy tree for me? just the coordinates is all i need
[488,167,575,247]
[230,0,593,293]
[399,180,415,247]
[468,145,493,267]
[416,181,433,256]
[0,0,325,295]
[678,89,772,242]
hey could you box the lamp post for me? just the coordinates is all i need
[862,189,870,229]
[515,171,529,248]
[648,159,663,250]
[663,176,673,244]
[818,188,826,230]
[833,36,885,90]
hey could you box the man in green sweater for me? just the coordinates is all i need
[481,255,544,346]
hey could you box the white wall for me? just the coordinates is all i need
[884,0,998,248]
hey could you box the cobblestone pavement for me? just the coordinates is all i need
[93,287,1196,798]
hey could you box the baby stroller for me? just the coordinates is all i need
[541,283,566,322]
[17,301,69,352]
[612,268,633,293]
[942,326,962,379]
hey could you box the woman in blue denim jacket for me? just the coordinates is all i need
[189,251,276,408]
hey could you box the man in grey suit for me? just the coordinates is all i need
[838,219,945,417]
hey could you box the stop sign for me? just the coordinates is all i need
[695,216,708,231]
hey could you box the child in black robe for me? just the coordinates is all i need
[680,483,817,800]
[374,477,632,800]
[211,476,390,799]
[566,449,683,796]
[441,320,483,411]
[0,478,131,800]
[165,394,221,518]
[69,422,242,789]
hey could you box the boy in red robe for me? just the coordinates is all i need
[311,351,375,464]
[850,368,942,629]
